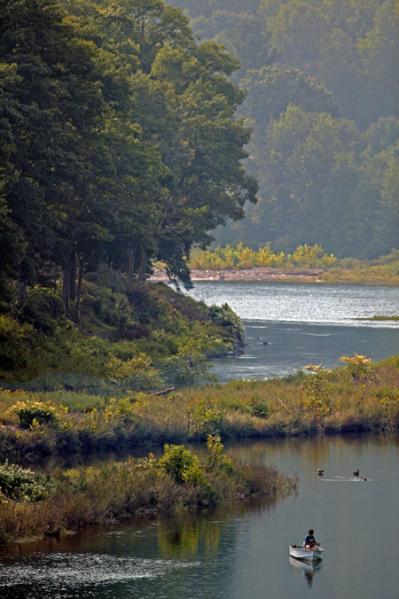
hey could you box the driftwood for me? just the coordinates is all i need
[152,387,176,396]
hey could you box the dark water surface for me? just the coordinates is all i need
[1,436,399,599]
[188,282,399,380]
[211,319,399,380]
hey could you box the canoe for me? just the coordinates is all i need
[289,544,324,561]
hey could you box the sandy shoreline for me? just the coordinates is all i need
[152,267,325,283]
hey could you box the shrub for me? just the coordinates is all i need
[249,398,269,418]
[339,354,373,381]
[21,287,64,333]
[209,304,245,349]
[0,315,35,374]
[160,353,209,387]
[105,353,161,391]
[159,444,206,485]
[0,461,53,501]
[206,434,234,474]
[10,400,66,429]
[190,400,223,436]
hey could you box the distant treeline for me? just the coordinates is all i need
[189,243,338,269]
[172,0,399,258]
[188,244,399,284]
[0,0,257,315]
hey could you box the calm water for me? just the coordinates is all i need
[188,282,399,380]
[1,436,399,599]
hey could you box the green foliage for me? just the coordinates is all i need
[16,405,57,430]
[0,281,243,389]
[175,0,398,260]
[208,303,245,349]
[159,444,207,485]
[105,354,161,391]
[6,395,67,430]
[0,315,35,374]
[190,243,338,270]
[21,287,65,333]
[249,398,269,419]
[0,461,52,501]
[190,400,224,437]
[302,371,331,419]
[0,448,294,545]
[206,434,234,474]
[1,357,399,463]
[0,0,256,317]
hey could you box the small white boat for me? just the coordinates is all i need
[289,544,324,561]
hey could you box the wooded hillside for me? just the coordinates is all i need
[173,0,399,257]
[0,0,257,314]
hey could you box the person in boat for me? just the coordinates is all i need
[303,529,319,549]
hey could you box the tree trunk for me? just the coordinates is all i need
[62,267,70,316]
[138,246,148,282]
[73,254,84,324]
[127,246,136,286]
[69,252,77,302]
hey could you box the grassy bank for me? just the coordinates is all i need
[0,279,243,391]
[0,436,295,546]
[1,355,398,462]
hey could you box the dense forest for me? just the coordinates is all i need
[0,0,257,312]
[0,0,253,385]
[172,0,399,257]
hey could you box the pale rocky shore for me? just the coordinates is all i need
[152,268,324,283]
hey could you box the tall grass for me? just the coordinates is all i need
[1,356,398,461]
[0,441,295,545]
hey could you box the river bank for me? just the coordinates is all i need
[1,355,398,464]
[176,246,399,286]
[1,435,398,599]
[0,437,295,547]
[152,266,399,285]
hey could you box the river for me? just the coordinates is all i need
[1,282,399,598]
[188,282,399,380]
[1,436,399,599]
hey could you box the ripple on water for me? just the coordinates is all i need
[0,552,199,596]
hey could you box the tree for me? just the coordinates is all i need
[249,106,363,254]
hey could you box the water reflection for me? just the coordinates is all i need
[157,514,221,560]
[289,556,323,588]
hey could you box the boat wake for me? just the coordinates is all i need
[0,552,199,595]
[322,476,373,482]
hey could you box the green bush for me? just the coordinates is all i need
[21,287,64,333]
[159,444,206,485]
[160,353,209,387]
[249,398,269,418]
[17,405,57,429]
[0,315,35,374]
[209,303,245,349]
[206,434,234,474]
[0,461,53,501]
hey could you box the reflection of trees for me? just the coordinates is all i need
[157,514,221,560]
[157,494,281,562]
